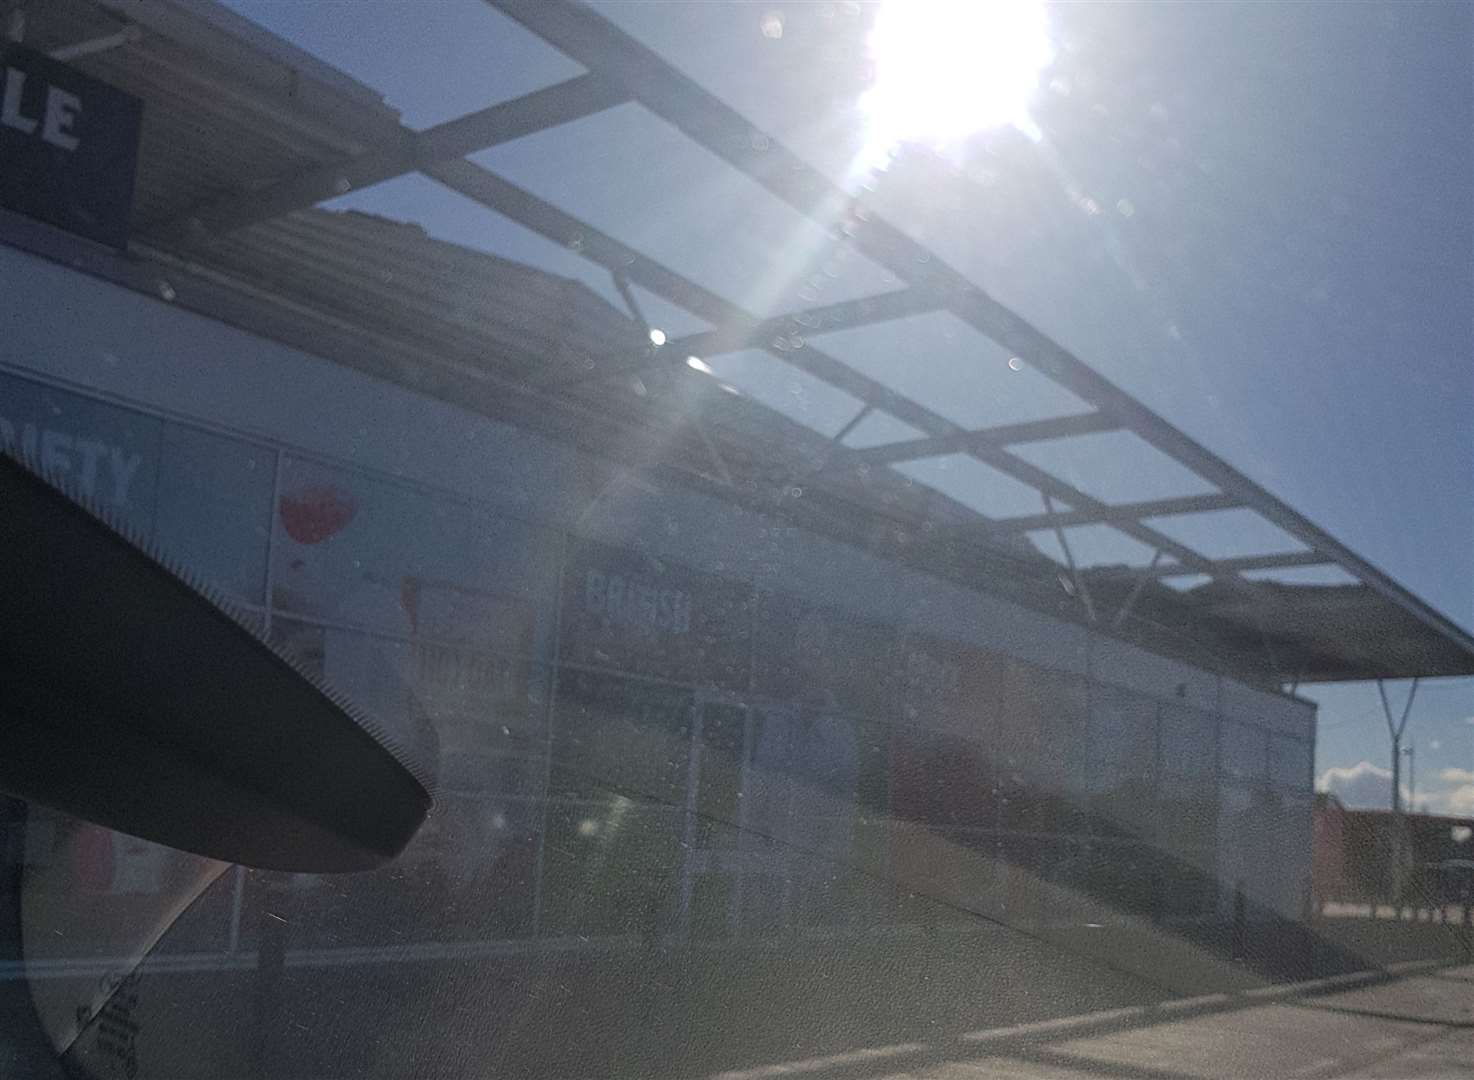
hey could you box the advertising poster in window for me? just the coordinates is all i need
[271,456,556,661]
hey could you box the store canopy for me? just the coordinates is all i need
[9,0,1473,685]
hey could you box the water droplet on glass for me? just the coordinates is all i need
[1007,357,1023,372]
[157,281,176,302]
[760,11,783,38]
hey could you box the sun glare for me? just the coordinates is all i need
[861,0,1053,157]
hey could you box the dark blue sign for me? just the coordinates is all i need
[0,44,141,248]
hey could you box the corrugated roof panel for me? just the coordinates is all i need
[19,0,400,235]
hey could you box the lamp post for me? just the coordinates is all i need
[1467,717,1474,791]
[1466,719,1474,934]
[1405,743,1416,811]
[1378,680,1420,912]
[1379,680,1418,814]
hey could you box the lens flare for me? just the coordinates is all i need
[861,0,1053,158]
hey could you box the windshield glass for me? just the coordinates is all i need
[0,2,1471,1078]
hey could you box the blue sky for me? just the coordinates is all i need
[218,1,1472,809]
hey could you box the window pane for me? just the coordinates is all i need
[537,800,683,939]
[154,423,273,603]
[549,670,693,805]
[1159,776,1219,854]
[1270,735,1313,792]
[1074,841,1157,921]
[694,703,747,847]
[1222,722,1269,781]
[1089,686,1157,774]
[754,593,899,716]
[1155,846,1218,921]
[272,456,560,660]
[1087,687,1157,837]
[18,809,232,959]
[1160,706,1215,779]
[690,866,736,939]
[889,728,994,830]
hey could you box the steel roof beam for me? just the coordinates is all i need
[1147,552,1330,578]
[842,412,1122,467]
[547,285,942,391]
[667,288,941,365]
[148,72,627,244]
[976,492,1243,535]
[965,446,1218,574]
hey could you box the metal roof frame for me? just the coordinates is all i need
[478,0,1474,673]
[51,0,1471,681]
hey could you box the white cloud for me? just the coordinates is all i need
[1319,760,1474,816]
[1443,785,1474,816]
[1317,760,1436,812]
[1318,760,1405,809]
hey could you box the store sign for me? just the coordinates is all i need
[0,414,143,506]
[560,542,751,689]
[582,568,692,638]
[0,45,142,248]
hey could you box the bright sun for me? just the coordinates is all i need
[861,0,1054,156]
